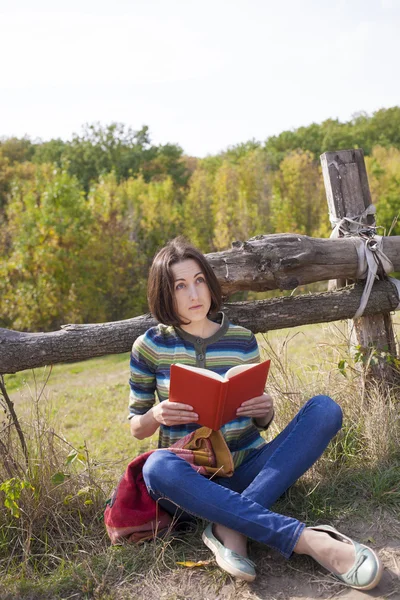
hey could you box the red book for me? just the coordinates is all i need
[169,360,271,431]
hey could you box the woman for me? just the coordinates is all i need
[128,237,382,589]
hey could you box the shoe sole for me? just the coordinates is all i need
[202,531,256,582]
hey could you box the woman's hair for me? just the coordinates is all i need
[147,237,222,327]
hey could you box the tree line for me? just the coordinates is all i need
[1,108,399,332]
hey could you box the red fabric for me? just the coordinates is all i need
[104,450,173,544]
[104,428,234,544]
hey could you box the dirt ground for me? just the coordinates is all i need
[132,514,400,600]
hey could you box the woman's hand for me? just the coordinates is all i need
[151,401,198,427]
[236,393,274,427]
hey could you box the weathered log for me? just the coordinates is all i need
[206,234,400,295]
[1,281,398,374]
[225,280,399,333]
[0,313,158,375]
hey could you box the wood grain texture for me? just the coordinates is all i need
[206,234,400,295]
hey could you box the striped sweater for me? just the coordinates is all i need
[128,313,267,467]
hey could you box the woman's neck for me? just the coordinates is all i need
[179,318,220,339]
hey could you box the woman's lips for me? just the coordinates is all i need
[189,305,202,310]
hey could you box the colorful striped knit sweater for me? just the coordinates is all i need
[128,312,267,467]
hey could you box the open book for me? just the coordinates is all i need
[169,360,271,430]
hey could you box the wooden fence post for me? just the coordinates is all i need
[320,149,398,383]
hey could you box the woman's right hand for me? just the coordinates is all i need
[151,401,198,426]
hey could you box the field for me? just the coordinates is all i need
[1,320,400,599]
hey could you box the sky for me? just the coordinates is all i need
[1,0,399,157]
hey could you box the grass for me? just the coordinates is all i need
[6,352,155,465]
[4,321,352,463]
[1,320,400,599]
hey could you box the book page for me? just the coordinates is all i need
[173,363,225,382]
[224,363,259,380]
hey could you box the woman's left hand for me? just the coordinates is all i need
[236,393,274,426]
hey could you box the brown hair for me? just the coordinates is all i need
[147,237,222,327]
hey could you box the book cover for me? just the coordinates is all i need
[169,360,271,430]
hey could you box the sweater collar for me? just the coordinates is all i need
[175,312,228,346]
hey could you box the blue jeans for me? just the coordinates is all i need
[143,395,342,558]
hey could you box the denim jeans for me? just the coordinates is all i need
[142,395,342,558]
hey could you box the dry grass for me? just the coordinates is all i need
[1,321,400,599]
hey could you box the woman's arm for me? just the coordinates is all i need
[128,333,159,439]
[130,408,160,440]
[129,332,199,441]
[236,332,275,428]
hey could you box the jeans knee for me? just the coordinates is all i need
[309,395,342,434]
[307,394,343,437]
[142,450,174,493]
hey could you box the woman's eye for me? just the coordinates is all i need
[176,283,185,290]
[196,277,205,284]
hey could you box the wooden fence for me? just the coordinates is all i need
[1,149,399,383]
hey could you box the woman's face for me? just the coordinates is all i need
[171,259,212,325]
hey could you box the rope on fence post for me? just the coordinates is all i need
[329,206,399,318]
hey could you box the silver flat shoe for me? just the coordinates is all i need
[202,523,256,581]
[309,525,383,590]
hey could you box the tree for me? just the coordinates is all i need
[184,168,215,251]
[0,167,92,330]
[62,122,152,192]
[33,138,66,167]
[212,161,240,251]
[84,173,147,322]
[140,143,190,188]
[0,151,37,213]
[366,146,400,236]
[59,122,188,192]
[263,107,400,166]
[0,137,34,164]
[271,151,330,237]
[236,149,273,237]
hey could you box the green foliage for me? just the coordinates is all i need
[183,147,273,251]
[1,110,400,331]
[65,446,88,466]
[62,122,152,192]
[0,136,35,164]
[183,167,215,251]
[270,150,330,236]
[0,477,34,518]
[141,142,190,188]
[84,173,147,322]
[0,150,37,211]
[221,139,262,163]
[212,161,240,250]
[264,107,400,166]
[366,146,400,236]
[30,122,189,193]
[32,138,66,167]
[0,166,93,330]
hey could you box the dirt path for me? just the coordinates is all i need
[131,516,400,600]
